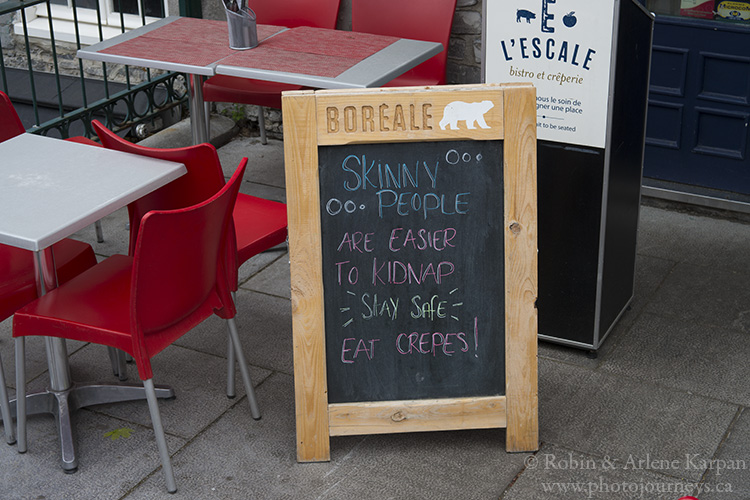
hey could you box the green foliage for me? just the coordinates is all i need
[222,104,246,123]
[104,427,135,440]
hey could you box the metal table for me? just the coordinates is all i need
[76,16,443,144]
[0,134,186,472]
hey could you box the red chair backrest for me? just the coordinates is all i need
[352,0,457,86]
[132,161,246,335]
[0,91,27,142]
[249,0,341,28]
[92,120,226,255]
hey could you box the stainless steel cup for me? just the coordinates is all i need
[225,6,258,50]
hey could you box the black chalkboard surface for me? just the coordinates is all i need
[319,140,505,403]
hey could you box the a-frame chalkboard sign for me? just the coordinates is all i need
[282,83,538,462]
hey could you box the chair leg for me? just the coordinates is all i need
[107,347,129,381]
[226,333,236,398]
[0,354,16,445]
[258,106,267,145]
[204,102,211,140]
[143,378,177,493]
[94,220,104,243]
[226,318,261,419]
[226,291,237,399]
[15,338,26,453]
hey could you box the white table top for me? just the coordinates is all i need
[0,134,186,252]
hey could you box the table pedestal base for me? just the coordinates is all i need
[7,382,174,472]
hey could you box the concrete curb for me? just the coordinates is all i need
[137,114,238,149]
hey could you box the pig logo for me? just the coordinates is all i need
[517,9,536,23]
[439,100,495,130]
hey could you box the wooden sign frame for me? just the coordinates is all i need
[282,83,538,462]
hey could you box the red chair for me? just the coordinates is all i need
[92,119,287,399]
[202,0,341,144]
[352,0,457,87]
[14,162,248,493]
[0,93,100,443]
[0,92,26,143]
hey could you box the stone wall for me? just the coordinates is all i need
[448,0,484,85]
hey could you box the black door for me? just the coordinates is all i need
[644,16,750,198]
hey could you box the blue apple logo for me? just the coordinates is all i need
[563,11,577,27]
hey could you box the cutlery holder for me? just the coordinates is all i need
[225,5,258,50]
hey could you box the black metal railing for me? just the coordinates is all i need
[0,0,188,139]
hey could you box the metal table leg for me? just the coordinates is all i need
[8,381,175,472]
[187,74,208,145]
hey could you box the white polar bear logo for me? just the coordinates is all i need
[439,100,495,130]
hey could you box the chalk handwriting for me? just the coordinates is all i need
[341,154,438,192]
[335,261,359,285]
[388,227,457,252]
[372,258,455,286]
[394,317,478,358]
[410,294,448,321]
[396,331,469,356]
[341,337,381,363]
[361,293,399,321]
[376,191,470,219]
[337,231,374,253]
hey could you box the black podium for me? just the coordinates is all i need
[485,0,654,351]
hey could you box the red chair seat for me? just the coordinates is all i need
[14,253,223,378]
[14,255,133,351]
[233,194,288,263]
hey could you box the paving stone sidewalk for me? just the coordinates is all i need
[0,118,747,499]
